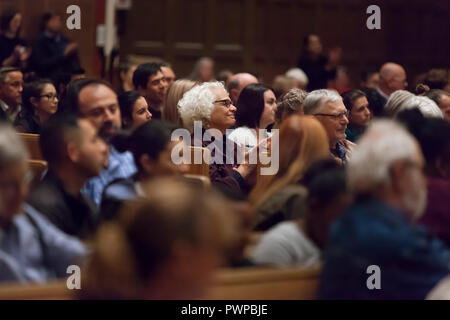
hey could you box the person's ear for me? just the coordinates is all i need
[389,161,408,194]
[140,154,156,175]
[30,97,39,108]
[66,142,80,163]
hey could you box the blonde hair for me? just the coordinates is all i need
[81,177,238,299]
[162,79,197,126]
[250,115,331,208]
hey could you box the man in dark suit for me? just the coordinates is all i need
[0,67,23,123]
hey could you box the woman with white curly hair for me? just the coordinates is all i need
[385,90,443,119]
[178,81,255,196]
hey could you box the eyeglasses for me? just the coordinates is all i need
[40,93,58,101]
[214,99,233,108]
[315,111,349,120]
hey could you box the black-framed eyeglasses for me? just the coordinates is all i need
[214,99,233,108]
[315,111,349,120]
[40,93,58,100]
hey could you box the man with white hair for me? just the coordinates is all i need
[303,89,354,164]
[374,62,408,114]
[319,120,450,300]
[285,68,308,90]
[0,124,87,282]
[227,73,258,105]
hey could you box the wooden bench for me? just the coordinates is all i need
[28,159,48,188]
[18,133,42,160]
[203,266,320,300]
[187,146,210,177]
[0,267,320,300]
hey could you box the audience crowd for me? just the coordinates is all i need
[1,10,450,300]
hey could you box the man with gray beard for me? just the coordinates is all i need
[319,120,450,300]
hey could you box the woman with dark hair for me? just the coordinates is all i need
[341,89,371,142]
[297,34,341,91]
[0,10,31,68]
[14,79,58,133]
[100,120,188,221]
[118,90,152,130]
[416,84,450,122]
[228,83,277,152]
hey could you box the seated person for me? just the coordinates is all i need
[251,159,351,267]
[228,83,277,152]
[118,90,151,130]
[27,115,108,239]
[177,82,255,196]
[14,79,59,134]
[341,89,371,142]
[320,120,450,300]
[81,177,239,299]
[249,115,331,231]
[0,123,86,283]
[100,120,188,221]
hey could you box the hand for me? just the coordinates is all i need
[64,42,78,56]
[19,47,31,61]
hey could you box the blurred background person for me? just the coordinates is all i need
[423,69,449,90]
[118,62,137,93]
[0,123,87,283]
[133,62,168,119]
[374,62,408,113]
[397,109,450,247]
[274,88,307,127]
[31,13,82,82]
[162,79,197,127]
[227,72,258,105]
[101,120,188,221]
[27,115,108,239]
[189,57,215,83]
[81,178,238,299]
[271,75,296,99]
[360,69,380,89]
[416,84,450,122]
[158,61,176,88]
[285,68,308,90]
[328,66,351,94]
[320,120,450,300]
[385,90,443,119]
[217,69,234,86]
[118,90,151,130]
[250,116,331,231]
[0,66,23,124]
[15,79,58,133]
[297,34,341,91]
[228,83,277,152]
[0,10,31,69]
[251,159,350,267]
[341,89,371,142]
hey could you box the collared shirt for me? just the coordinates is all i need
[0,204,87,283]
[82,146,137,207]
[27,170,98,239]
[0,99,21,123]
[319,196,450,300]
[331,140,355,165]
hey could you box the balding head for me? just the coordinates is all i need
[379,62,407,96]
[227,73,258,104]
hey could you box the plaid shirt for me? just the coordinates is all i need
[81,146,136,207]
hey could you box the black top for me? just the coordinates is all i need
[297,54,336,91]
[0,35,26,67]
[30,32,81,81]
[14,108,41,134]
[27,170,98,239]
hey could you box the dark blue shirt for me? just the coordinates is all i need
[320,196,450,300]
